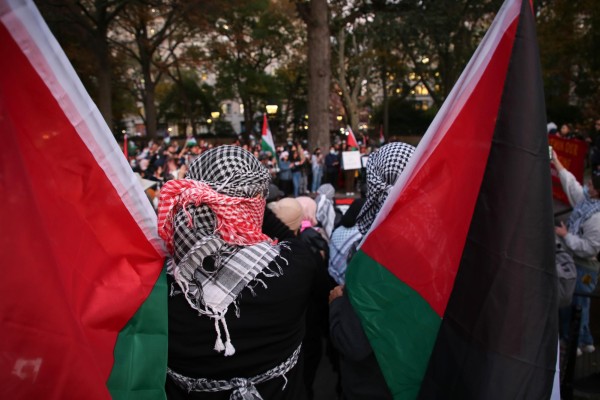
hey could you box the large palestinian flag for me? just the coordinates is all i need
[0,1,167,398]
[345,0,559,399]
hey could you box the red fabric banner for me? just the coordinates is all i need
[549,135,588,204]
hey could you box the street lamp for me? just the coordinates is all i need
[266,104,278,115]
[336,115,343,122]
[211,111,220,119]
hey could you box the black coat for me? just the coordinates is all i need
[166,212,317,399]
[330,295,392,400]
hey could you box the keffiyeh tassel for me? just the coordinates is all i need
[213,317,236,356]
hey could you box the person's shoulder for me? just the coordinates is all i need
[281,238,319,269]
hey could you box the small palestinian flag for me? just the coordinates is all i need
[0,1,167,398]
[346,0,559,399]
[261,113,276,155]
[346,125,360,149]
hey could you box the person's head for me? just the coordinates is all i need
[559,124,570,137]
[356,142,416,234]
[313,148,321,156]
[295,196,318,226]
[280,151,289,161]
[268,198,303,234]
[317,183,335,200]
[595,119,600,132]
[191,144,201,154]
[267,183,284,203]
[329,146,336,154]
[186,145,270,199]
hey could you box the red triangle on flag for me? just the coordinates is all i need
[346,126,359,149]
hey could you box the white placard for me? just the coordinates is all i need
[342,151,361,170]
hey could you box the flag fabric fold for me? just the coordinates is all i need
[0,0,167,398]
[345,0,558,399]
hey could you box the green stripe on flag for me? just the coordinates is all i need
[346,250,441,400]
[107,267,168,400]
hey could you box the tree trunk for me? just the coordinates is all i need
[307,0,331,153]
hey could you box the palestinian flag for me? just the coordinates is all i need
[261,113,276,155]
[346,125,360,149]
[0,1,167,398]
[345,0,559,399]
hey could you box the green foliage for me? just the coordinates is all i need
[538,0,600,124]
[373,97,437,137]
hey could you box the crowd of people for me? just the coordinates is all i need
[128,136,377,210]
[122,119,599,398]
[124,134,413,399]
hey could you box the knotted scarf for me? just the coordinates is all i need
[157,145,286,356]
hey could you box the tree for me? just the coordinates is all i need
[537,0,600,124]
[157,71,217,136]
[331,15,376,136]
[298,0,331,152]
[204,0,297,143]
[36,0,128,129]
[112,0,199,138]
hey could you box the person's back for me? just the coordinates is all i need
[166,238,316,399]
[159,146,316,399]
[329,142,416,399]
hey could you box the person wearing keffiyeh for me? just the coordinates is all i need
[160,145,317,400]
[553,150,600,355]
[328,142,416,400]
[315,183,337,238]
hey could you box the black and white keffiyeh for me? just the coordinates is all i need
[356,142,416,234]
[165,145,287,356]
[167,343,302,400]
[315,183,336,238]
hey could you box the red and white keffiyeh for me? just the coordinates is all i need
[158,179,273,255]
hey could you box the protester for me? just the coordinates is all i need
[278,151,293,196]
[160,146,316,399]
[315,183,337,239]
[269,197,332,399]
[325,146,340,190]
[296,196,319,229]
[311,148,324,193]
[553,150,600,356]
[290,146,304,197]
[300,147,311,195]
[329,142,416,399]
[556,123,576,139]
[341,142,357,196]
[328,198,366,285]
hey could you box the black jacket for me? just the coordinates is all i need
[166,210,317,399]
[330,294,392,400]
